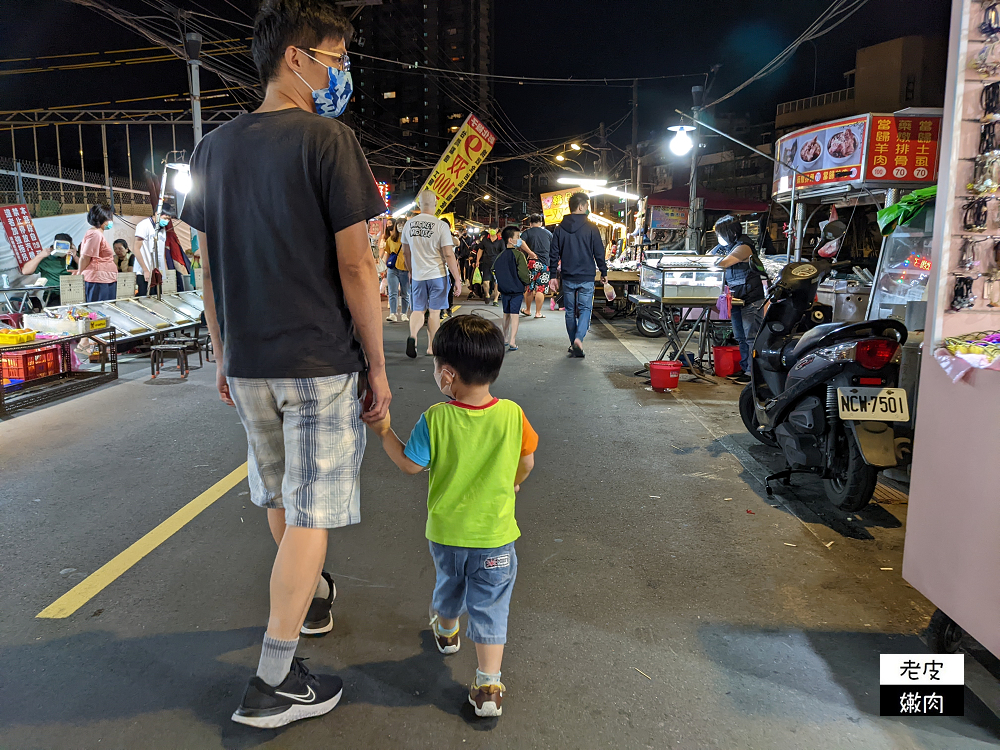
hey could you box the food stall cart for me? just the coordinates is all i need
[643,187,769,253]
[900,0,1000,662]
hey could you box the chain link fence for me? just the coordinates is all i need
[0,157,152,218]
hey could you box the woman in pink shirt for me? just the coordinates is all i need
[79,204,118,302]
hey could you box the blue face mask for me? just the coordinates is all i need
[295,49,353,119]
[104,221,114,230]
[158,218,169,228]
[515,238,522,248]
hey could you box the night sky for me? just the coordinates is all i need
[1,0,951,179]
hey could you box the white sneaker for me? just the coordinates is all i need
[386,313,398,322]
[400,313,409,322]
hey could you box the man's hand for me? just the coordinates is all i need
[217,359,235,407]
[548,277,560,294]
[41,245,54,257]
[600,276,608,284]
[361,365,391,424]
[453,278,463,296]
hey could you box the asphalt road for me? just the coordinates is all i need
[1,301,998,749]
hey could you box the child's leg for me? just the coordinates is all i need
[502,313,511,343]
[475,643,504,675]
[508,314,519,347]
[428,542,467,649]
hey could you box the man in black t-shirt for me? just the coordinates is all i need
[181,0,388,729]
[476,226,503,305]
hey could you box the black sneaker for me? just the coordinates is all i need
[231,658,343,729]
[572,343,585,358]
[406,337,417,359]
[300,571,336,637]
[730,372,751,384]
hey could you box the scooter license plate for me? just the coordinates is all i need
[836,387,909,422]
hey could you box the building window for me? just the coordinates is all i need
[400,117,411,124]
[383,91,396,99]
[402,130,411,137]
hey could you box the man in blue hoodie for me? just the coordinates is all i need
[548,192,608,358]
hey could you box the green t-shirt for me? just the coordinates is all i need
[404,398,538,548]
[36,253,71,287]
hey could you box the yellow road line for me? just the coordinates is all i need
[37,464,248,619]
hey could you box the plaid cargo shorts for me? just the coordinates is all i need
[227,374,365,529]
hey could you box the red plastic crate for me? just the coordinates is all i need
[1,345,61,382]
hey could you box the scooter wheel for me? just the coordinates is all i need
[926,609,963,654]
[739,385,777,447]
[636,313,663,338]
[823,424,878,511]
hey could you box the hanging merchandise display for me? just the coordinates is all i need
[903,0,1000,665]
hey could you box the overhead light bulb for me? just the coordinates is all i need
[483,194,491,200]
[173,168,192,194]
[570,143,582,151]
[555,154,566,161]
[669,130,693,156]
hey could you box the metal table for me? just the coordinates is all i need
[0,286,54,314]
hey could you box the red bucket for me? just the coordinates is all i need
[713,345,742,378]
[649,360,682,392]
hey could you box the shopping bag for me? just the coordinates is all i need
[603,281,616,302]
[472,267,483,285]
[379,276,388,296]
[716,287,733,320]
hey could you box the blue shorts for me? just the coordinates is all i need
[411,276,450,312]
[429,541,517,645]
[500,293,522,315]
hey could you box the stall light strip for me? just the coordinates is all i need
[36,463,249,619]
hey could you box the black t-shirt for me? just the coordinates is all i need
[478,237,503,269]
[181,108,387,378]
[520,226,552,268]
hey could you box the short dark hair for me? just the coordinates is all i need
[528,214,542,224]
[86,204,114,228]
[113,238,129,249]
[432,315,505,386]
[568,192,590,212]
[501,225,520,244]
[714,215,742,246]
[54,233,73,244]
[252,0,354,87]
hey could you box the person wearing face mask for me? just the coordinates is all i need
[712,214,766,384]
[78,204,118,302]
[180,0,390,730]
[475,225,503,305]
[133,210,172,296]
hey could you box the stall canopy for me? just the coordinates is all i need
[646,187,768,213]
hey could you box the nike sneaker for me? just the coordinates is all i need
[300,571,336,636]
[231,657,343,729]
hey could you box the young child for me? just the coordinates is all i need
[492,225,531,352]
[369,314,537,717]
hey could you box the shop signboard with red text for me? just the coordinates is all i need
[772,114,942,197]
[1,204,44,271]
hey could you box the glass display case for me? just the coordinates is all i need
[640,256,724,301]
[867,203,935,326]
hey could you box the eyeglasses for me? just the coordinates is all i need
[309,47,351,72]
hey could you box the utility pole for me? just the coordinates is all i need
[630,79,639,192]
[687,85,704,254]
[184,33,204,145]
[494,166,499,226]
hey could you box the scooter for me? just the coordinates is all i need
[738,257,912,511]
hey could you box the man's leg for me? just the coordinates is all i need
[533,290,545,317]
[399,272,410,318]
[563,282,578,344]
[408,280,428,358]
[266,526,328,642]
[523,289,532,315]
[574,282,595,344]
[426,309,442,354]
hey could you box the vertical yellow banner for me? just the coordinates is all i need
[419,114,497,215]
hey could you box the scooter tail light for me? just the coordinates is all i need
[855,338,898,370]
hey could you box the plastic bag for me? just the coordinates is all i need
[472,267,483,285]
[379,276,388,296]
[603,281,616,302]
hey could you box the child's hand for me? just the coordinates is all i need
[514,484,520,493]
[368,411,392,438]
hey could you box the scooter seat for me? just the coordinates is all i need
[792,322,856,356]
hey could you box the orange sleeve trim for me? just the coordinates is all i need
[521,410,539,457]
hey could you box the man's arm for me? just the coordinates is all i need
[197,230,234,407]
[548,229,562,291]
[402,242,413,275]
[715,244,753,268]
[591,228,608,281]
[337,220,390,423]
[132,236,151,277]
[441,244,462,294]
[21,246,52,275]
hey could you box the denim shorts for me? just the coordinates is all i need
[429,541,517,645]
[500,292,522,315]
[411,276,450,312]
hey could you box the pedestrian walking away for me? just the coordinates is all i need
[520,214,552,318]
[180,0,391,729]
[712,214,766,385]
[548,192,608,358]
[381,218,410,322]
[369,314,538,718]
[78,204,118,302]
[476,225,503,305]
[401,189,462,358]
[493,225,531,351]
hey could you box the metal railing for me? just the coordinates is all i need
[776,87,855,117]
[0,157,150,217]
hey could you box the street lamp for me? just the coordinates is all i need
[667,125,696,156]
[570,143,582,151]
[482,194,491,200]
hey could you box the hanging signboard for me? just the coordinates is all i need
[772,114,942,197]
[419,114,497,216]
[540,188,578,226]
[0,204,44,271]
[649,205,689,231]
[865,115,942,182]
